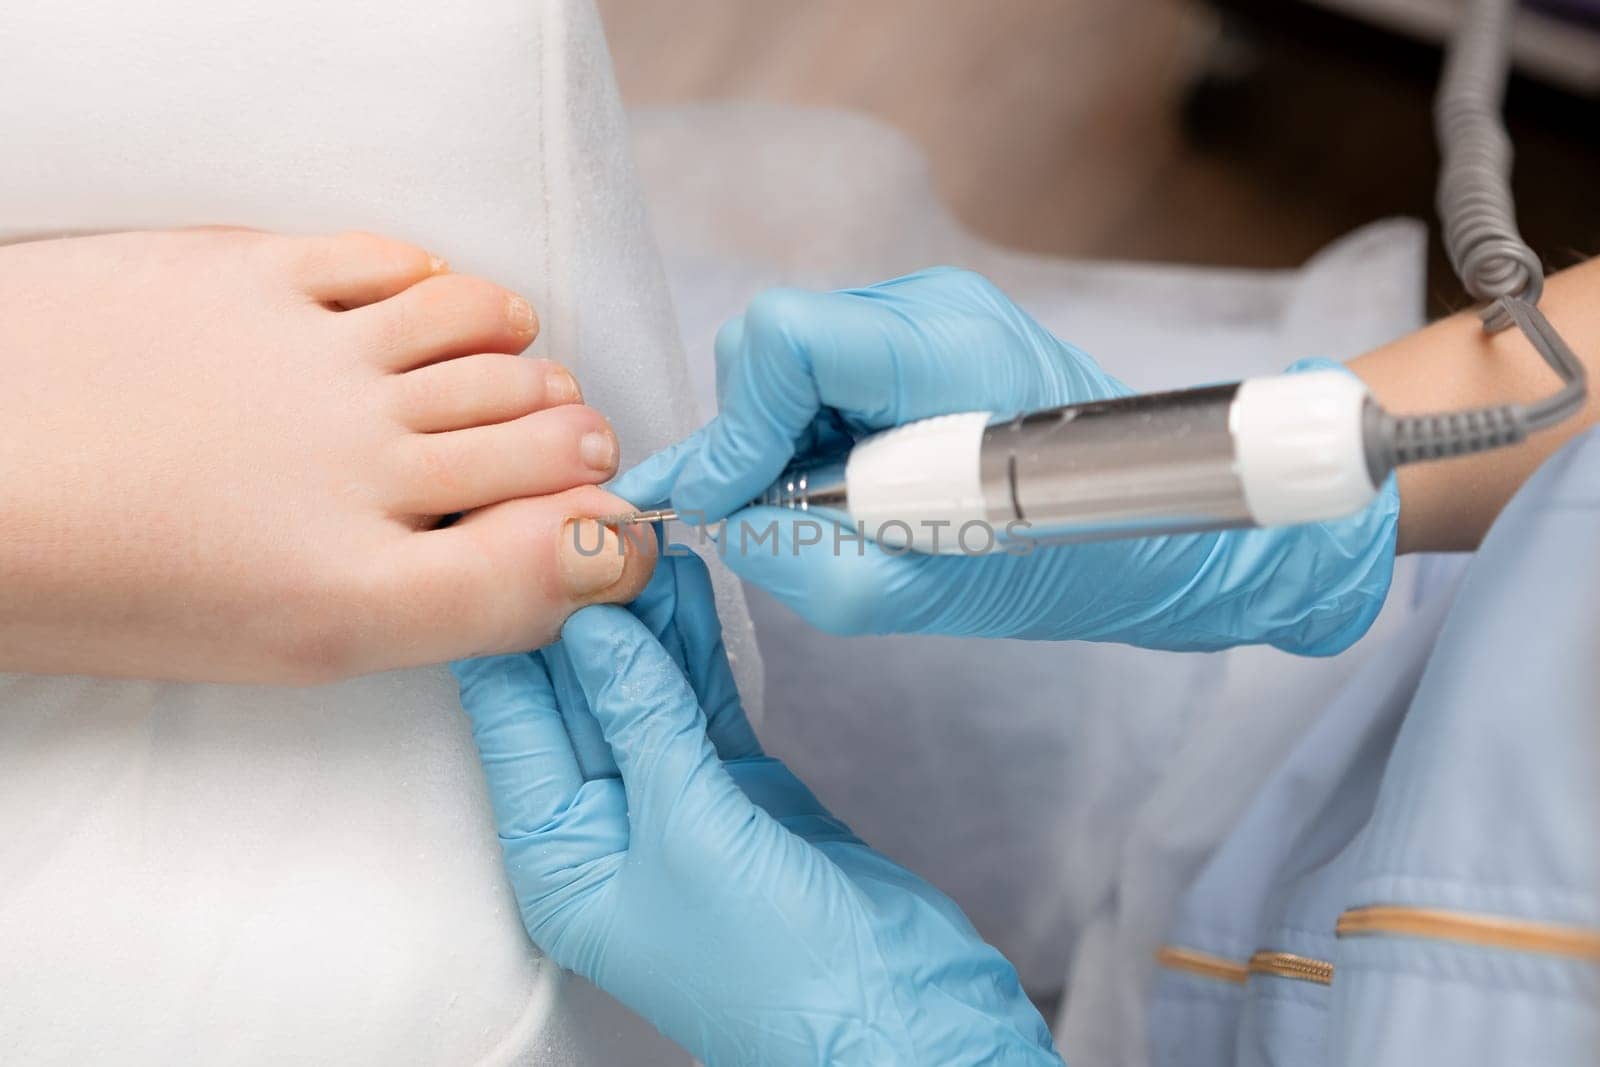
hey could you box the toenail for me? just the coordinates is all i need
[428,254,449,274]
[506,294,537,336]
[580,430,618,472]
[546,368,582,405]
[560,520,628,597]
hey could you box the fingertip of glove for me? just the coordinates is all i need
[664,545,714,592]
[713,313,747,356]
[607,431,704,509]
[668,462,736,525]
[448,652,540,705]
[449,655,498,684]
[559,601,630,639]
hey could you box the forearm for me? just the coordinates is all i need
[1349,257,1600,553]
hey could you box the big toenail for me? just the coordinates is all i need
[546,368,582,405]
[506,295,537,336]
[560,520,628,597]
[581,430,618,472]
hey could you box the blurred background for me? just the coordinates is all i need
[597,0,1599,314]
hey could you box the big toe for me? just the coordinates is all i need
[381,487,657,664]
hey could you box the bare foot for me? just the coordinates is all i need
[0,228,653,683]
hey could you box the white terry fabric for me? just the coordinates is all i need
[0,2,757,1062]
[629,103,1463,1065]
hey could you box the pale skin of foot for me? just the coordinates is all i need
[0,228,654,684]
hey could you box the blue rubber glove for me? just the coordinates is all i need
[451,550,1060,1067]
[613,267,1398,655]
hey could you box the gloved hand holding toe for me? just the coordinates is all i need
[451,550,1061,1067]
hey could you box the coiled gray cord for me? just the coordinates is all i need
[1364,0,1587,476]
[1436,0,1540,313]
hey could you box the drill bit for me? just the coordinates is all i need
[602,507,678,527]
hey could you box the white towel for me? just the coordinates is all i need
[0,2,744,1062]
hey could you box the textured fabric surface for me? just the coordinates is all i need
[1326,428,1600,1065]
